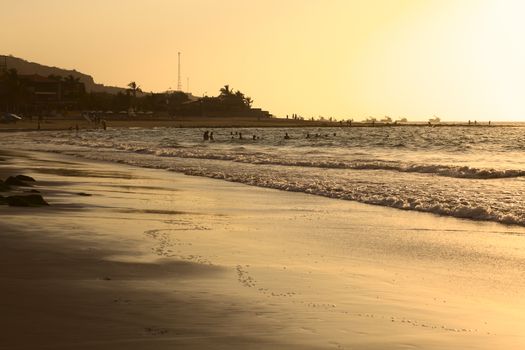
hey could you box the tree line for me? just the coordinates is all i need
[0,68,255,117]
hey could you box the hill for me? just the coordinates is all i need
[2,55,126,94]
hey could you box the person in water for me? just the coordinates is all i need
[203,130,209,141]
[252,135,256,140]
[306,132,310,139]
[284,133,291,139]
[239,132,243,140]
[209,131,214,140]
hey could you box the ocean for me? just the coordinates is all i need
[8,125,525,226]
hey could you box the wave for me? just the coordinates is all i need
[9,141,525,227]
[44,138,525,180]
[151,149,525,179]
[70,150,525,227]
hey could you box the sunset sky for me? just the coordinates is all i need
[2,0,524,121]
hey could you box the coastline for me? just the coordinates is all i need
[2,150,525,349]
[0,118,511,132]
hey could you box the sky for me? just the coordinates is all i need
[2,0,525,121]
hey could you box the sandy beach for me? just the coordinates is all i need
[2,149,525,349]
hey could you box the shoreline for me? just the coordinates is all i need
[0,118,515,132]
[2,150,525,349]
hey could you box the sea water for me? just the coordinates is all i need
[8,125,525,226]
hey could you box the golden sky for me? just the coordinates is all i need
[2,0,525,121]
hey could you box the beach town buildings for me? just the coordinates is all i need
[0,72,86,113]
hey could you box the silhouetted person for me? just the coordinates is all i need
[284,133,290,140]
[252,135,256,140]
[102,120,107,130]
[489,121,491,126]
[210,132,214,140]
[203,130,209,141]
[306,132,310,139]
[333,133,336,136]
[239,132,243,140]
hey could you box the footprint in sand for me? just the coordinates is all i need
[143,327,169,336]
[235,265,297,298]
[145,229,213,264]
[113,297,132,304]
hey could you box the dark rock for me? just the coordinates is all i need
[5,176,31,187]
[15,175,36,182]
[6,194,49,207]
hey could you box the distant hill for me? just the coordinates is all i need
[2,55,126,94]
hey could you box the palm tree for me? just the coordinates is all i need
[219,84,233,98]
[127,81,142,98]
[127,81,142,110]
[63,75,83,100]
[234,90,245,100]
[244,96,253,107]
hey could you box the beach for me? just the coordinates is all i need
[2,149,525,349]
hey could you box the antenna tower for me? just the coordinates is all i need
[177,52,182,91]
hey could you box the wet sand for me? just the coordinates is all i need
[1,150,525,349]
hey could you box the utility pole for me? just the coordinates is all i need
[177,52,182,91]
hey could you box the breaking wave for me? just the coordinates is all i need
[7,126,525,227]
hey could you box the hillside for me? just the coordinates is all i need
[2,55,126,94]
